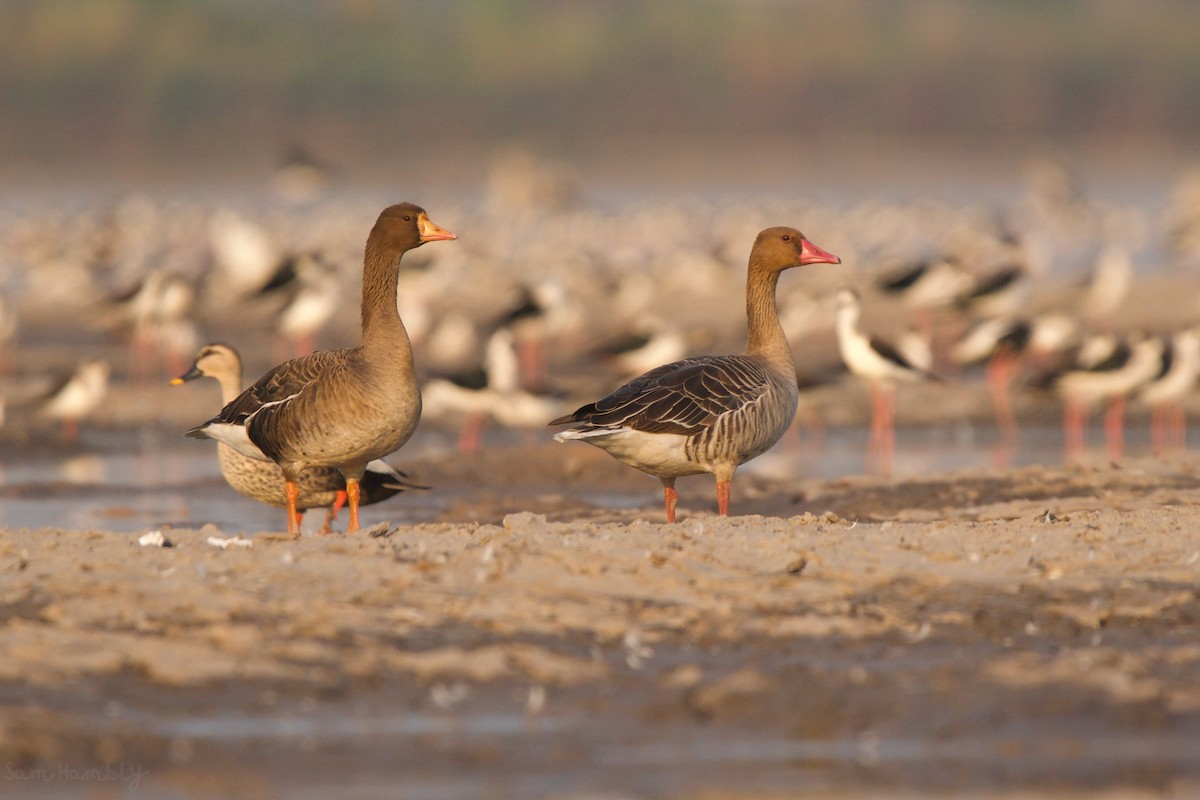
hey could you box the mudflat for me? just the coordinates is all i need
[2,445,1199,799]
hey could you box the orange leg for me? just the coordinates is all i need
[1104,395,1126,461]
[295,333,315,358]
[868,383,885,472]
[285,480,301,538]
[869,383,896,478]
[346,477,361,533]
[882,386,896,477]
[130,332,151,386]
[804,409,827,453]
[1172,404,1188,451]
[716,480,731,516]
[517,337,545,391]
[1151,404,1166,455]
[986,351,1019,442]
[458,411,487,453]
[1064,400,1088,462]
[1156,403,1188,453]
[320,489,348,534]
[914,309,934,350]
[272,335,291,367]
[663,484,679,523]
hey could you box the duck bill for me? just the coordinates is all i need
[800,238,841,266]
[170,365,203,385]
[417,213,458,243]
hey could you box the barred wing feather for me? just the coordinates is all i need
[192,351,348,461]
[556,356,771,436]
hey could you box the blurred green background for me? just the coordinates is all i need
[2,0,1197,185]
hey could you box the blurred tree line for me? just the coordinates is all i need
[2,0,1197,168]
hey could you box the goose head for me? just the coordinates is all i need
[750,226,841,274]
[367,203,457,259]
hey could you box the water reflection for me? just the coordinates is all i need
[60,454,106,484]
[0,417,1141,533]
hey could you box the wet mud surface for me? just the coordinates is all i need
[2,438,1199,799]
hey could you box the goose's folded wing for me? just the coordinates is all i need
[191,351,342,437]
[561,356,770,435]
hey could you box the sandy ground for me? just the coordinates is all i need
[2,440,1200,799]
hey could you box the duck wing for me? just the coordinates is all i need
[364,459,431,491]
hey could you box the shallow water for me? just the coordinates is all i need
[0,420,1144,533]
[32,630,1198,800]
[99,704,1197,800]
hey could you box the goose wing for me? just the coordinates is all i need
[187,351,345,456]
[551,356,771,436]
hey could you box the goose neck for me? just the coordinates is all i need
[745,268,791,365]
[359,245,412,354]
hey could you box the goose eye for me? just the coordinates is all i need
[403,215,412,222]
[781,234,791,241]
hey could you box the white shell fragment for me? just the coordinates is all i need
[207,535,253,549]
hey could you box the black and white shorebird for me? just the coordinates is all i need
[876,255,972,314]
[0,290,18,375]
[207,208,281,298]
[270,145,334,204]
[876,255,973,336]
[255,251,343,359]
[591,319,689,380]
[875,254,974,369]
[952,313,1077,440]
[105,268,197,382]
[423,327,568,452]
[37,360,112,442]
[1080,245,1133,328]
[835,288,939,476]
[1135,328,1200,454]
[956,234,1033,320]
[1052,332,1164,461]
[497,279,576,391]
